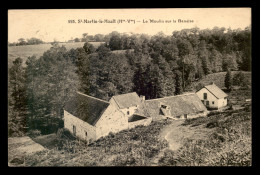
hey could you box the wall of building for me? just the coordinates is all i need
[128,117,152,129]
[109,98,138,118]
[196,88,219,108]
[95,100,128,139]
[217,98,227,108]
[120,106,138,118]
[64,110,96,141]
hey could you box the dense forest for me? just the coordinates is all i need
[8,26,251,136]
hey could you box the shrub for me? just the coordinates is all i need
[56,128,75,140]
[206,120,219,128]
[158,149,177,166]
[210,132,226,143]
[10,157,24,165]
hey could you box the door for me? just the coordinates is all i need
[73,125,76,135]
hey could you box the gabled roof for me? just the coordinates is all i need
[203,84,228,99]
[64,91,110,126]
[112,92,141,109]
[145,93,207,118]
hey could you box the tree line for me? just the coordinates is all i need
[9,37,44,46]
[8,26,251,137]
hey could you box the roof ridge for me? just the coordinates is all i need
[145,93,196,101]
[76,91,110,104]
[112,92,137,97]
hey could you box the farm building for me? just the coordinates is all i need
[196,83,228,109]
[64,91,151,142]
[144,93,208,120]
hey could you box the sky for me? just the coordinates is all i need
[8,8,251,43]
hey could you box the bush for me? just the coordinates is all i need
[158,149,177,166]
[56,128,75,140]
[206,120,219,128]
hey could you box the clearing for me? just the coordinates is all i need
[159,119,213,151]
[8,136,46,166]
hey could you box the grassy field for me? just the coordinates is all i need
[8,42,104,67]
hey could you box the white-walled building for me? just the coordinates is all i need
[64,92,151,142]
[196,83,228,109]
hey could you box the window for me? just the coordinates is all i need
[85,132,88,137]
[184,114,187,119]
[127,111,130,115]
[212,101,214,104]
[161,105,168,109]
[203,93,207,99]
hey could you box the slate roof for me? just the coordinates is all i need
[64,91,110,126]
[145,93,207,118]
[204,84,228,99]
[112,92,141,109]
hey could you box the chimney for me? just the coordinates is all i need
[140,95,145,101]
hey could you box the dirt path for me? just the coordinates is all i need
[160,119,210,151]
[150,119,212,165]
[8,136,46,166]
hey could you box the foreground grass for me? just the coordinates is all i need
[24,120,170,166]
[158,105,251,166]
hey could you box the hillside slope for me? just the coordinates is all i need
[186,71,251,91]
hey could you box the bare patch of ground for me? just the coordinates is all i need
[159,119,214,151]
[8,136,46,166]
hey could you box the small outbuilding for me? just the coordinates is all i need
[144,93,208,120]
[196,83,228,109]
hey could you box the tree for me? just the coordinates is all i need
[8,57,27,136]
[74,38,80,42]
[94,34,105,42]
[233,71,247,87]
[82,33,88,42]
[109,33,123,50]
[9,58,26,111]
[25,46,80,134]
[96,44,111,59]
[174,70,183,95]
[225,69,232,91]
[27,37,44,45]
[83,42,95,54]
[18,38,26,45]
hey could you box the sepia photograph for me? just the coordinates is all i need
[8,8,251,166]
